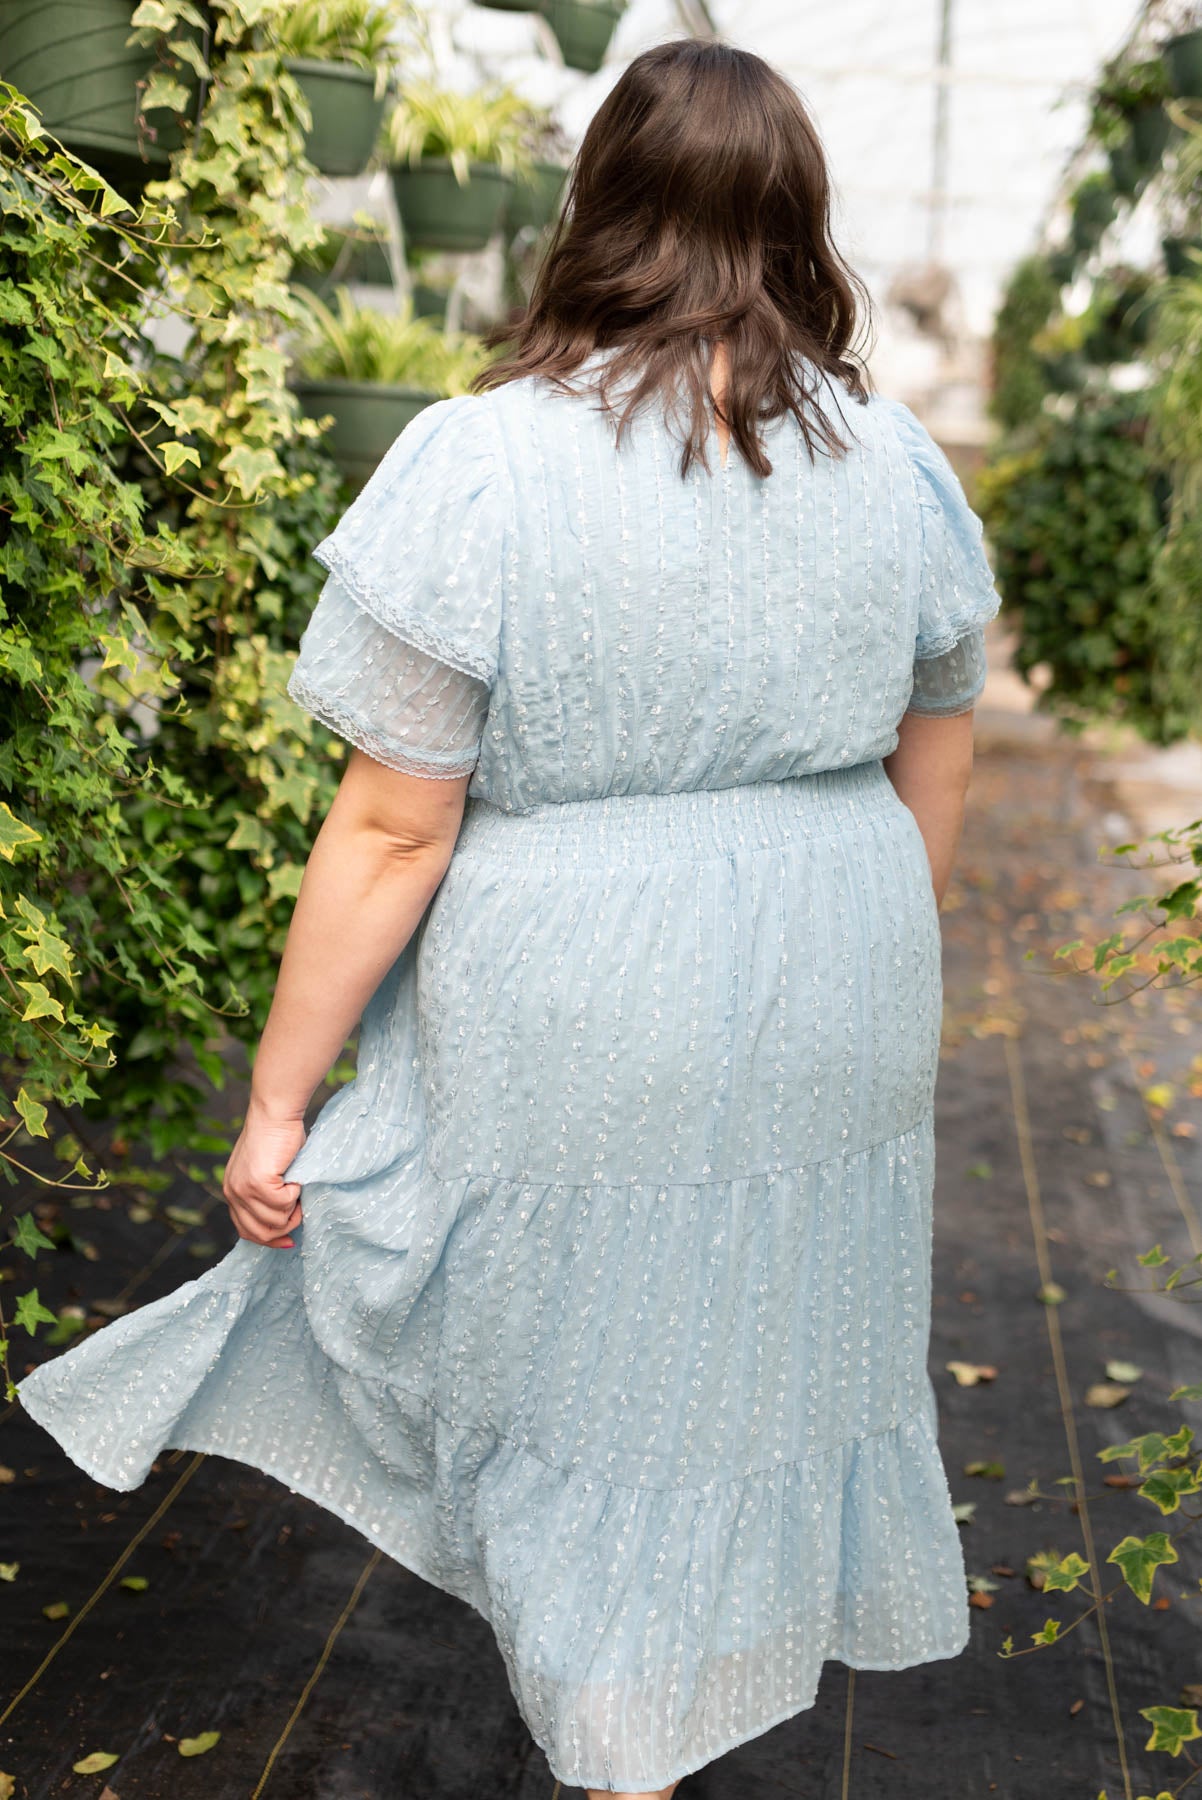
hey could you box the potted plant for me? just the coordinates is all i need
[291,217,395,296]
[539,0,627,74]
[0,0,197,188]
[505,107,571,236]
[291,286,491,486]
[1069,171,1118,256]
[1164,23,1202,99]
[279,0,404,179]
[388,81,535,253]
[1089,54,1172,188]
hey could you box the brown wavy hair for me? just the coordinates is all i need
[473,37,873,479]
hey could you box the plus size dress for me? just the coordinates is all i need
[18,349,1002,1793]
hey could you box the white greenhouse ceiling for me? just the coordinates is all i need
[448,0,1142,397]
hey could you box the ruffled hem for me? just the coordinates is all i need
[286,664,481,779]
[17,1254,971,1791]
[311,535,498,687]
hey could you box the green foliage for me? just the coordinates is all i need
[0,89,212,1188]
[988,254,1062,430]
[278,0,410,79]
[387,79,539,183]
[977,393,1197,743]
[294,286,489,389]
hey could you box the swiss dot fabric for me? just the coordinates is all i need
[18,351,1002,1794]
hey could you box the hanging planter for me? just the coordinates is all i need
[391,158,513,252]
[284,58,387,179]
[295,379,434,487]
[1069,175,1117,255]
[412,282,451,321]
[540,0,625,74]
[0,0,194,187]
[506,158,568,234]
[1105,130,1140,197]
[291,226,395,295]
[1129,101,1171,173]
[291,287,490,486]
[1164,28,1202,99]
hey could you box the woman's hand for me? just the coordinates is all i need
[223,1098,307,1250]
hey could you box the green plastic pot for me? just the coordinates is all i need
[391,158,514,252]
[540,0,624,73]
[506,158,568,234]
[285,58,386,179]
[1163,234,1202,277]
[1164,27,1202,99]
[411,282,451,321]
[1105,132,1140,197]
[1129,102,1171,174]
[292,230,394,294]
[0,0,195,184]
[294,378,435,488]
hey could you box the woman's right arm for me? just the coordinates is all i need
[883,709,975,909]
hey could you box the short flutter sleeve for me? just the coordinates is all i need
[882,399,1003,717]
[287,395,505,777]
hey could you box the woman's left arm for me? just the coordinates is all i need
[222,750,470,1251]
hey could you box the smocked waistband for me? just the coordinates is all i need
[454,763,902,867]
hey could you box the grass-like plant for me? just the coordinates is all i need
[279,0,409,92]
[294,285,491,393]
[387,80,538,184]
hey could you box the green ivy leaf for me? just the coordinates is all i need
[1107,1532,1178,1604]
[1044,1551,1091,1593]
[14,1290,58,1335]
[161,440,201,475]
[13,1089,49,1140]
[0,802,42,862]
[1140,1706,1202,1756]
[9,1213,56,1258]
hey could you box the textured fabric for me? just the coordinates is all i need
[907,624,989,717]
[18,352,1002,1793]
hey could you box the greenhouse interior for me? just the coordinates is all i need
[4,0,1202,1795]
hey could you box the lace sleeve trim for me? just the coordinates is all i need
[286,667,481,780]
[311,537,498,687]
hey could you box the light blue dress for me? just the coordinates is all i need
[18,350,1002,1793]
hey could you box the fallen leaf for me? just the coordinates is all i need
[120,1575,149,1592]
[947,1361,998,1386]
[991,1563,1016,1577]
[0,1564,18,1582]
[968,1590,994,1609]
[73,1752,119,1775]
[1086,1170,1112,1188]
[43,1600,69,1620]
[1037,1282,1067,1306]
[952,1501,977,1524]
[178,1730,220,1758]
[0,1772,14,1799]
[1069,1698,1084,1716]
[964,1460,1006,1480]
[1085,1383,1131,1409]
[1105,1361,1143,1384]
[0,1466,15,1484]
[1005,1487,1040,1507]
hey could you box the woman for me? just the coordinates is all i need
[18,37,999,1800]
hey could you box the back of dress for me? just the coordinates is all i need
[292,350,1001,817]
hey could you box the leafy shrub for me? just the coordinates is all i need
[989,254,1062,430]
[976,394,1197,744]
